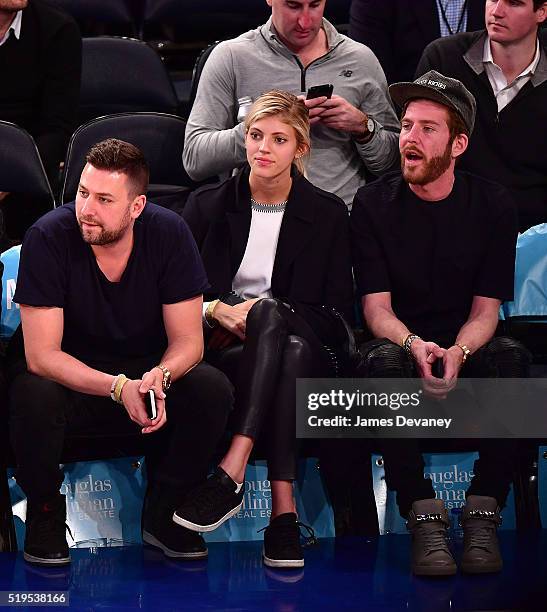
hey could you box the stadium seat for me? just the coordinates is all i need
[49,0,142,37]
[61,112,202,211]
[0,122,55,207]
[79,37,179,126]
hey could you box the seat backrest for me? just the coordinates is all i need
[143,0,270,40]
[0,122,55,204]
[61,112,194,203]
[79,37,179,125]
[49,0,141,36]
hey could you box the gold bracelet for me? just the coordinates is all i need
[454,343,471,363]
[113,374,129,405]
[205,299,220,327]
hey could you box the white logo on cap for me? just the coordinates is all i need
[416,78,447,90]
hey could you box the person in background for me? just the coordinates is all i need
[183,0,399,209]
[416,0,547,231]
[349,0,485,84]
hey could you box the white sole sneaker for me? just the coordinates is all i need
[263,551,304,569]
[23,551,70,566]
[172,501,243,533]
[142,531,208,559]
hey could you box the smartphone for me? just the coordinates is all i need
[144,389,158,420]
[432,360,445,379]
[306,83,333,100]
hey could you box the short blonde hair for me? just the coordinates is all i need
[244,90,310,175]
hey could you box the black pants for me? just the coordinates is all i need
[206,298,346,481]
[9,357,233,504]
[358,336,531,518]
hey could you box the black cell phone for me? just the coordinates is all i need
[306,83,333,100]
[432,360,445,379]
[144,389,157,420]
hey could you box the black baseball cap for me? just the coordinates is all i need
[389,70,477,134]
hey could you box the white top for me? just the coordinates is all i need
[0,10,22,47]
[202,199,287,324]
[483,38,540,112]
[232,200,286,300]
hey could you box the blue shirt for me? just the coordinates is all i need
[436,0,468,37]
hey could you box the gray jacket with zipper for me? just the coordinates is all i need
[183,18,400,207]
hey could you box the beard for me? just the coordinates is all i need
[401,142,453,186]
[0,1,28,11]
[78,209,131,246]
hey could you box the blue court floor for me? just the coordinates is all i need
[1,531,546,611]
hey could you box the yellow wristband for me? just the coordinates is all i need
[205,299,220,327]
[113,374,129,405]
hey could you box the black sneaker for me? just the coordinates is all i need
[142,526,207,560]
[24,495,70,566]
[142,485,208,560]
[261,512,316,569]
[172,467,243,532]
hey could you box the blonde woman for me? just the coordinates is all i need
[175,90,354,568]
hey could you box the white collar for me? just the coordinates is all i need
[483,37,541,79]
[0,10,22,46]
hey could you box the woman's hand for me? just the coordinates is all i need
[212,299,260,340]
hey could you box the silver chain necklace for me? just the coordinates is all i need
[250,197,288,213]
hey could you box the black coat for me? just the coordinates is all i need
[182,168,355,326]
[349,0,485,84]
[0,0,81,184]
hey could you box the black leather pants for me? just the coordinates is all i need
[358,336,532,518]
[207,298,341,481]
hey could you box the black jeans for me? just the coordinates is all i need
[358,336,532,518]
[9,358,233,504]
[206,298,347,481]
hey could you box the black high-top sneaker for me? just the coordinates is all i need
[24,495,70,566]
[407,499,456,576]
[461,495,503,574]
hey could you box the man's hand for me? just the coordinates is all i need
[442,345,464,390]
[411,339,450,399]
[120,370,167,434]
[212,299,260,340]
[303,95,330,125]
[305,95,368,135]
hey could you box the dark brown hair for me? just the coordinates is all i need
[86,138,149,197]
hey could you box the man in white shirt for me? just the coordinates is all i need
[416,0,547,231]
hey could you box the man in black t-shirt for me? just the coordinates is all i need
[9,139,233,566]
[351,71,530,576]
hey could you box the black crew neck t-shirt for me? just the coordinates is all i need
[14,202,209,368]
[351,171,517,347]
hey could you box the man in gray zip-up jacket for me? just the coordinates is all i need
[183,1,400,208]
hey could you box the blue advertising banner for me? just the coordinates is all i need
[9,458,334,550]
[1,245,21,339]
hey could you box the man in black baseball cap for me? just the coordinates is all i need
[351,72,530,576]
[389,69,477,135]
